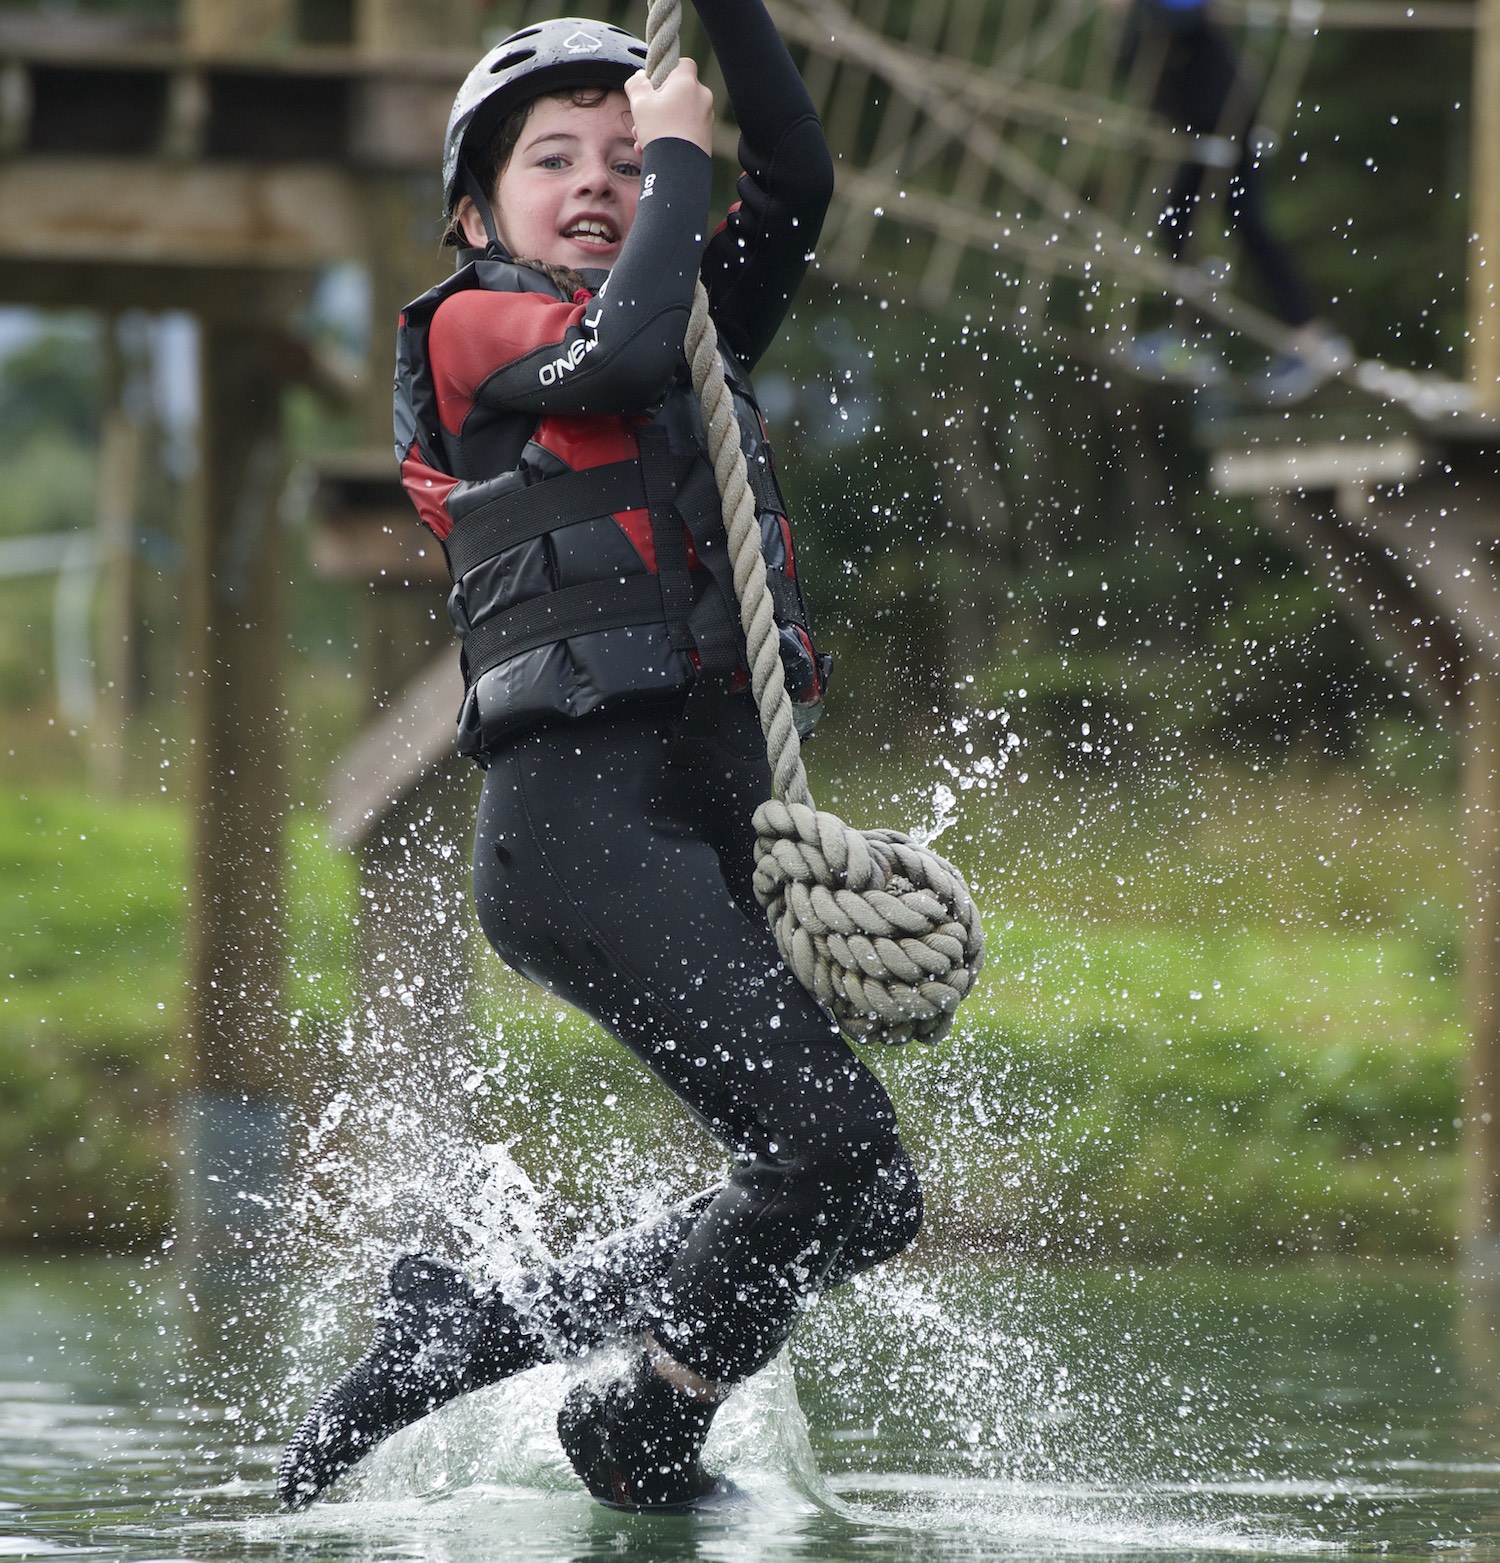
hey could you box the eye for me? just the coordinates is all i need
[614,159,642,179]
[538,153,568,170]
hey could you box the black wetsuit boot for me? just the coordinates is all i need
[277,1254,545,1508]
[557,1355,721,1510]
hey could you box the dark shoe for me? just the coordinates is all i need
[276,1253,541,1508]
[557,1355,720,1510]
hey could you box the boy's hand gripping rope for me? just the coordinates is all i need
[644,0,985,1044]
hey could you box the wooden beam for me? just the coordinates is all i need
[89,324,144,798]
[178,312,302,1298]
[1212,439,1426,498]
[0,158,360,268]
[1348,447,1500,666]
[1250,489,1466,712]
[183,316,292,1111]
[1221,0,1478,26]
[1214,434,1500,672]
[1465,665,1500,1273]
[325,651,460,848]
[1470,0,1500,412]
[355,0,480,55]
[0,256,307,319]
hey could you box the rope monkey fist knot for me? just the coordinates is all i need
[751,800,986,1046]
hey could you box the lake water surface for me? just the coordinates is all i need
[4,1253,1500,1562]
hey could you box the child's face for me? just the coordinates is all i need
[482,91,642,270]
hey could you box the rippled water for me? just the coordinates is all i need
[5,1253,1500,1561]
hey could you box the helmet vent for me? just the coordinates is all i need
[490,47,536,73]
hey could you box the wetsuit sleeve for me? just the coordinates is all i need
[693,0,835,369]
[427,136,713,422]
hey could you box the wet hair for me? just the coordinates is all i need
[443,82,617,266]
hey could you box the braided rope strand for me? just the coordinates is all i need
[644,1,984,1043]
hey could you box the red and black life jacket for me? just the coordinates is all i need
[394,258,829,762]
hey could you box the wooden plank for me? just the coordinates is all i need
[0,158,361,267]
[1350,479,1500,657]
[1470,0,1500,412]
[1254,489,1466,709]
[182,0,295,55]
[325,651,460,848]
[1211,438,1427,496]
[1465,663,1500,1269]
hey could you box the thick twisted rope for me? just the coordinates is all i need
[644,0,984,1043]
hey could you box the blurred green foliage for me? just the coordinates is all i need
[0,788,356,1249]
[0,325,102,448]
[3,749,1462,1257]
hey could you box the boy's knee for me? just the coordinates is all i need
[872,1151,923,1259]
[804,1134,921,1256]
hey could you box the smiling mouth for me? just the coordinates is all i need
[563,219,619,247]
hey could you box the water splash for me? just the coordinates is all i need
[139,694,1467,1562]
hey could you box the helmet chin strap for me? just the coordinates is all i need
[461,165,510,259]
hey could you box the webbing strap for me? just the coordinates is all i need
[677,461,745,675]
[744,451,781,515]
[461,574,668,684]
[766,570,802,625]
[460,165,505,254]
[444,460,649,581]
[639,427,696,654]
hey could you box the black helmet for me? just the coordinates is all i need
[442,18,650,220]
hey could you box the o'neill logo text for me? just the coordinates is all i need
[538,333,598,386]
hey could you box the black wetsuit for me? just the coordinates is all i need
[474,695,922,1383]
[407,0,924,1389]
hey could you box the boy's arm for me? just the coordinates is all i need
[694,0,835,368]
[429,137,713,422]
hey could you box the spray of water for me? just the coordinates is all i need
[134,714,1351,1560]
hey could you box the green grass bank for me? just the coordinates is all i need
[1,747,1465,1259]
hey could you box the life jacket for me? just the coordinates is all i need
[394,258,830,762]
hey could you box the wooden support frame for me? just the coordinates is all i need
[1215,424,1500,1265]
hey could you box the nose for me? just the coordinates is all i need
[573,155,617,198]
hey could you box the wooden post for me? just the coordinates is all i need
[1464,662,1500,1274]
[180,316,292,1294]
[1469,0,1500,414]
[90,319,143,799]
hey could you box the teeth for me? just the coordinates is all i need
[566,220,616,243]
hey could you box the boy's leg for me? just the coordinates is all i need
[276,1252,542,1508]
[473,710,922,1503]
[474,708,922,1365]
[281,702,924,1509]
